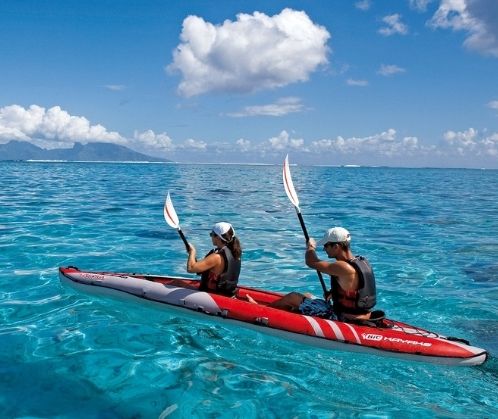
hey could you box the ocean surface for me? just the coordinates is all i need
[1,161,497,418]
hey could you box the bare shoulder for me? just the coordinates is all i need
[188,251,223,273]
[204,252,222,265]
[326,260,356,276]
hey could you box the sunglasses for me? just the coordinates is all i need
[324,242,338,249]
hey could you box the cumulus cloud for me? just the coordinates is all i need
[308,129,435,160]
[236,138,251,152]
[226,97,305,117]
[167,8,330,97]
[377,64,406,76]
[137,126,497,165]
[443,127,498,156]
[133,130,174,151]
[181,138,208,150]
[267,130,305,151]
[172,126,498,165]
[355,0,371,11]
[443,127,478,147]
[429,0,498,57]
[0,104,124,147]
[482,133,498,156]
[131,130,212,156]
[379,14,409,36]
[346,78,369,86]
[409,0,434,12]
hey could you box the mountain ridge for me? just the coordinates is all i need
[0,140,171,162]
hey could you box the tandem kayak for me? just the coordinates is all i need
[59,266,488,367]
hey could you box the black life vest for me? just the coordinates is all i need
[331,256,376,315]
[199,246,241,296]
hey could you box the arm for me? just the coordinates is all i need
[304,241,350,277]
[186,244,222,274]
[305,248,332,273]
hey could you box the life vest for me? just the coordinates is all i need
[331,256,376,315]
[199,246,241,296]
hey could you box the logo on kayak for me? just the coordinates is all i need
[362,333,432,347]
[362,333,383,341]
[79,273,106,281]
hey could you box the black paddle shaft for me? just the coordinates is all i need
[296,211,328,298]
[178,229,190,252]
[297,212,310,242]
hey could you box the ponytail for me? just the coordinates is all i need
[220,227,242,259]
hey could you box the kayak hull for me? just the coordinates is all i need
[59,267,488,366]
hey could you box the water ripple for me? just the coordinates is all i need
[1,162,497,417]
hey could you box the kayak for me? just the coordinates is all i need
[59,266,488,366]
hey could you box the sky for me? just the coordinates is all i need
[1,0,497,168]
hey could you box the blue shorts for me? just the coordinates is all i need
[299,297,336,319]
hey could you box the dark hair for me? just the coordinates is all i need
[338,242,350,251]
[221,227,242,259]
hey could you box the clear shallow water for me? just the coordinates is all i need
[1,161,497,418]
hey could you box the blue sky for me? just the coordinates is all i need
[1,0,497,168]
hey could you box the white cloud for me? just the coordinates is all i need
[227,97,305,117]
[379,14,409,36]
[310,129,428,157]
[0,104,124,147]
[482,133,498,156]
[443,127,498,156]
[104,85,126,91]
[133,130,174,151]
[267,130,305,151]
[346,78,369,86]
[488,100,498,112]
[377,64,406,76]
[409,0,434,12]
[181,138,208,150]
[429,0,498,57]
[167,8,330,97]
[444,126,476,140]
[225,126,496,166]
[236,138,251,151]
[355,0,371,11]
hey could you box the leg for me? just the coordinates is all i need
[245,294,257,304]
[268,292,305,312]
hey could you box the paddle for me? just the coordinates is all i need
[283,155,328,298]
[163,192,189,252]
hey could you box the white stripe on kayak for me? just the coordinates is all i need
[342,322,361,344]
[304,316,324,337]
[325,320,345,342]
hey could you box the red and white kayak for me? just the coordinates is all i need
[59,266,488,366]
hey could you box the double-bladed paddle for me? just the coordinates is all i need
[283,155,328,298]
[164,192,190,252]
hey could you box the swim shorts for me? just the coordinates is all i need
[299,297,336,319]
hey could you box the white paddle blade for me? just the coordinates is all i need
[283,154,300,208]
[164,192,180,229]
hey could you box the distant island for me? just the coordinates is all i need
[0,140,171,162]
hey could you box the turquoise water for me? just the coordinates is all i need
[1,161,497,418]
